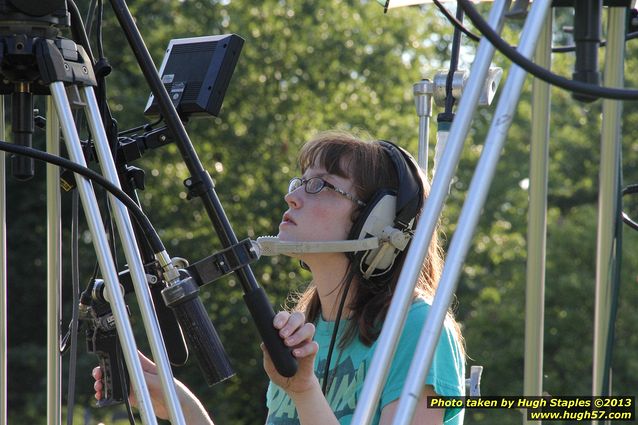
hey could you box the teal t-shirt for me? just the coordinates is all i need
[265,300,465,424]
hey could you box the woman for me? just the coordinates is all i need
[93,130,465,424]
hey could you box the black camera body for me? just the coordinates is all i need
[80,279,130,407]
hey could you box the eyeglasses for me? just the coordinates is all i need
[288,177,366,207]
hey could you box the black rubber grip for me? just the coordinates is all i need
[162,277,234,385]
[87,328,129,407]
[151,283,189,366]
[243,287,298,377]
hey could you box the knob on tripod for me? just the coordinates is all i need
[10,84,35,181]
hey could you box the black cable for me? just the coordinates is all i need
[65,191,81,425]
[621,211,638,231]
[458,0,638,101]
[621,184,638,230]
[432,0,481,42]
[84,0,98,37]
[68,0,96,61]
[443,4,464,115]
[96,0,105,60]
[0,140,165,252]
[431,0,638,54]
[321,270,355,395]
[430,0,638,53]
[602,163,623,396]
[118,338,137,425]
[118,117,164,137]
[104,185,120,269]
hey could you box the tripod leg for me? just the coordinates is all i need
[393,1,552,423]
[593,6,626,402]
[79,85,186,425]
[48,81,158,425]
[46,97,62,425]
[524,9,552,421]
[352,0,512,423]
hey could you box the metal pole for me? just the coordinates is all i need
[350,1,511,424]
[80,86,186,425]
[390,1,552,424]
[592,5,626,408]
[523,10,552,425]
[414,79,434,174]
[0,96,6,425]
[46,97,62,425]
[49,82,158,425]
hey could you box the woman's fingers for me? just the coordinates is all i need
[273,311,291,329]
[275,311,305,338]
[94,378,103,400]
[92,366,102,380]
[283,322,315,348]
[292,340,318,358]
[92,351,157,403]
[92,367,103,400]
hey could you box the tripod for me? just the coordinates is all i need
[0,33,190,424]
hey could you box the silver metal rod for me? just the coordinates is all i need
[418,115,430,174]
[390,1,552,424]
[414,79,434,174]
[350,1,511,424]
[46,97,62,425]
[80,87,186,425]
[592,6,626,408]
[49,82,158,425]
[0,96,6,425]
[523,10,552,424]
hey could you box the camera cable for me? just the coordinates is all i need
[65,191,81,425]
[1,140,154,424]
[458,0,638,100]
[0,140,164,252]
[432,0,638,53]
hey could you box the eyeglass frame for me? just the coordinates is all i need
[288,176,367,207]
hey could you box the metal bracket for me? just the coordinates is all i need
[186,238,259,286]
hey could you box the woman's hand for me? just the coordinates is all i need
[261,311,319,396]
[92,351,213,424]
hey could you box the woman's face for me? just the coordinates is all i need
[277,165,358,244]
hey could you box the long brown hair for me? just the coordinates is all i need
[291,130,463,352]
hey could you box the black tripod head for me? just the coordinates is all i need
[0,0,71,180]
[0,0,69,34]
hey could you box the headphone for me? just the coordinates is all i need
[347,140,425,279]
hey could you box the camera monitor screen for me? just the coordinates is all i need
[144,33,244,118]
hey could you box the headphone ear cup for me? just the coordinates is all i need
[348,189,399,275]
[349,189,396,241]
[347,141,424,279]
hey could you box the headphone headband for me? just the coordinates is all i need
[376,140,423,229]
[348,140,424,279]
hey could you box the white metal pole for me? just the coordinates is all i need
[391,1,552,423]
[80,86,186,425]
[350,1,512,423]
[50,82,158,425]
[46,97,63,425]
[592,5,626,410]
[523,10,552,425]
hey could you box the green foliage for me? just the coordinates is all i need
[5,2,638,424]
